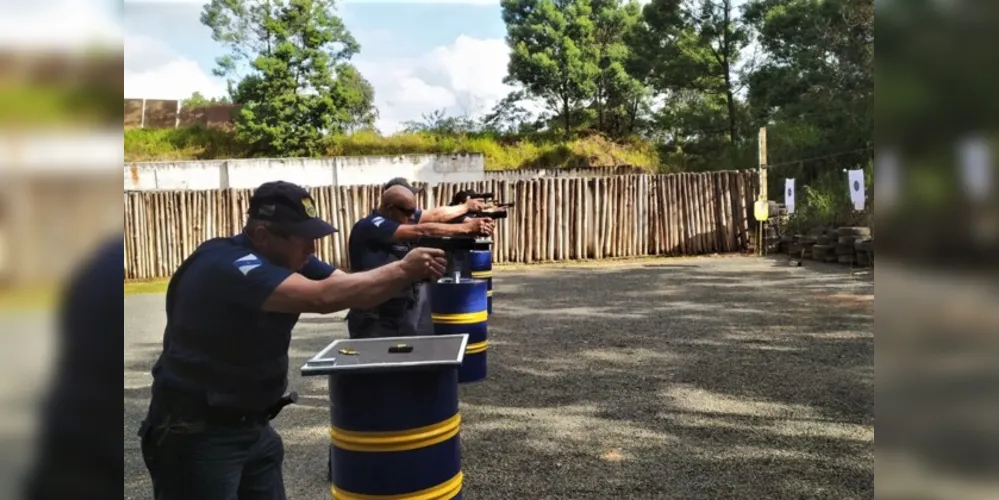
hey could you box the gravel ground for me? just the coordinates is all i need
[123,255,874,500]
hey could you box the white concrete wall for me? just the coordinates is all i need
[123,153,484,191]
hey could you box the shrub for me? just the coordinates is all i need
[124,127,660,171]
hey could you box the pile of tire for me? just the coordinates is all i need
[836,226,873,265]
[810,227,838,263]
[854,235,875,266]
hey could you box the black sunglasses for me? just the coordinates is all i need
[393,204,417,216]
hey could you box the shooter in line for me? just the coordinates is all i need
[446,188,513,267]
[346,184,495,339]
[379,179,500,335]
[137,180,448,500]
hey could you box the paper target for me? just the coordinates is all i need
[959,136,992,202]
[847,169,866,211]
[784,178,796,214]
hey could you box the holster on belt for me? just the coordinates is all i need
[266,391,298,420]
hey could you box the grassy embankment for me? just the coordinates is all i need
[124,126,662,171]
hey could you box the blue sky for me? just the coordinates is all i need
[123,0,514,134]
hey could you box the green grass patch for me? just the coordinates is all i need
[124,127,661,171]
[0,286,59,312]
[124,126,249,162]
[124,279,170,295]
[0,278,169,313]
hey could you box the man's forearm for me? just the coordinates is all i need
[414,222,475,237]
[418,205,469,223]
[316,263,413,312]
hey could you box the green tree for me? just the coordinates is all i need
[481,90,549,134]
[181,91,232,108]
[590,0,647,137]
[501,0,601,137]
[743,0,873,169]
[636,0,749,145]
[182,91,211,108]
[402,109,479,135]
[201,0,376,156]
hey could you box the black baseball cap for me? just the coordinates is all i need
[248,181,337,238]
[384,177,424,194]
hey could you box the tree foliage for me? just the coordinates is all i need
[743,0,873,183]
[201,0,376,156]
[493,0,872,173]
[187,0,872,183]
[501,0,601,136]
[181,91,232,108]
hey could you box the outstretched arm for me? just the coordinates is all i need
[417,205,471,223]
[416,197,487,223]
[263,261,414,313]
[217,247,447,315]
[391,221,482,240]
[366,213,489,242]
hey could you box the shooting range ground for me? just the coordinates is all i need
[123,256,874,499]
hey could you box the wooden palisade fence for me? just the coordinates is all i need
[124,171,759,280]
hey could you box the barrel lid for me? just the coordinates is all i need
[473,237,492,250]
[300,334,468,376]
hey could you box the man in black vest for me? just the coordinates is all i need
[345,184,494,339]
[138,180,448,500]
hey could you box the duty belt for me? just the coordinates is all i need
[151,385,297,426]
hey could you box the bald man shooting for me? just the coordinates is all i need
[381,177,494,223]
[346,184,495,339]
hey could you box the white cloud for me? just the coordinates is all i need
[0,0,122,51]
[124,33,228,100]
[121,30,517,129]
[356,35,515,134]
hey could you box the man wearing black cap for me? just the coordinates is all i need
[137,180,447,500]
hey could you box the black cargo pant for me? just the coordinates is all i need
[139,394,286,500]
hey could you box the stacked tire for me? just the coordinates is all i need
[810,227,836,262]
[836,227,872,265]
[854,236,875,266]
[785,226,874,267]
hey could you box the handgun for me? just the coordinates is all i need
[414,236,479,281]
[267,391,299,420]
[468,210,508,220]
[468,193,514,209]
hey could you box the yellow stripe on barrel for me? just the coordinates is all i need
[330,414,461,453]
[430,278,489,383]
[333,471,463,500]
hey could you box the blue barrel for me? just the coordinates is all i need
[301,336,467,500]
[469,250,493,315]
[431,278,488,383]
